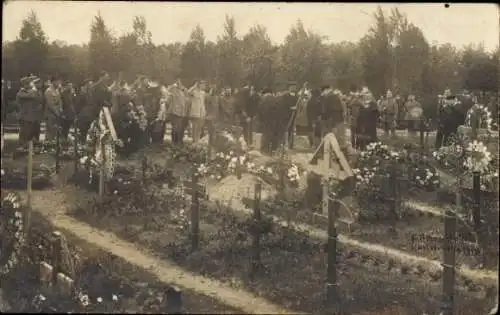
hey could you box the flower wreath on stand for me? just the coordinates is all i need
[465,103,493,131]
[79,110,122,184]
[0,192,24,277]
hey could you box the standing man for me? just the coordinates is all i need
[44,76,63,142]
[187,81,207,143]
[435,89,464,149]
[403,94,423,137]
[60,80,76,141]
[282,81,301,150]
[17,75,45,147]
[166,80,189,145]
[348,91,363,150]
[380,90,398,138]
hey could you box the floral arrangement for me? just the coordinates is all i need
[248,159,306,189]
[409,164,440,191]
[352,167,377,186]
[358,142,403,165]
[124,102,148,131]
[465,103,493,130]
[195,151,247,180]
[463,140,493,173]
[433,139,493,174]
[0,191,24,277]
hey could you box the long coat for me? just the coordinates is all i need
[16,88,45,123]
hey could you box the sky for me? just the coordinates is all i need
[2,1,499,51]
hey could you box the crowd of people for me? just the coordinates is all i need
[1,72,497,158]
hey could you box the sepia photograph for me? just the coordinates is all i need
[1,1,499,314]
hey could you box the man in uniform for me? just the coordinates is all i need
[435,89,464,148]
[348,91,363,150]
[380,90,398,137]
[403,94,423,137]
[60,79,76,141]
[44,77,63,141]
[282,81,301,150]
[17,75,45,147]
[166,79,190,145]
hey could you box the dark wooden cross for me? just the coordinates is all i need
[183,175,208,251]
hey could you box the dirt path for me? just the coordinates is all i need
[25,189,299,315]
[206,184,498,284]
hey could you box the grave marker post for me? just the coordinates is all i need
[98,140,106,199]
[184,174,207,251]
[26,140,33,229]
[51,231,62,285]
[250,182,262,278]
[73,120,79,173]
[55,127,61,174]
[324,179,339,311]
[419,118,425,153]
[441,178,459,315]
[472,172,481,230]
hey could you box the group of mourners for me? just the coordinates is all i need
[1,72,494,157]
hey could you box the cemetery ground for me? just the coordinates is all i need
[0,201,244,313]
[2,127,498,314]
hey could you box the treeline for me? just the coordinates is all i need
[2,7,498,98]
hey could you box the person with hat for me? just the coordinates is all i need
[403,94,423,137]
[60,79,76,141]
[380,89,398,138]
[186,80,207,143]
[44,76,63,141]
[347,91,363,149]
[435,89,464,148]
[356,90,379,149]
[16,75,45,146]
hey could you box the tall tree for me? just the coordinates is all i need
[359,6,395,97]
[13,11,49,77]
[180,25,207,85]
[393,22,429,95]
[280,19,327,88]
[242,24,276,90]
[216,15,243,88]
[89,12,116,79]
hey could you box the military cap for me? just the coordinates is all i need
[20,76,32,86]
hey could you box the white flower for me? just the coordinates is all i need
[266,167,273,174]
[216,175,221,179]
[230,157,238,163]
[112,294,118,301]
[97,297,103,303]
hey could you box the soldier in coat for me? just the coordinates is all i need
[356,90,379,149]
[435,89,465,149]
[165,80,190,145]
[60,80,76,141]
[348,91,363,150]
[44,77,64,141]
[187,80,207,143]
[403,94,423,137]
[380,90,398,137]
[17,75,45,146]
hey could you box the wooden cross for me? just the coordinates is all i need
[183,175,208,251]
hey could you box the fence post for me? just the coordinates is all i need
[472,172,481,230]
[190,174,200,251]
[27,140,33,227]
[165,286,183,314]
[51,231,62,285]
[441,178,459,315]
[419,118,425,154]
[251,182,262,278]
[98,140,106,199]
[142,155,148,184]
[55,127,61,174]
[324,180,339,311]
[73,120,79,173]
